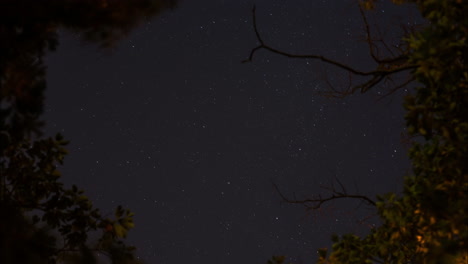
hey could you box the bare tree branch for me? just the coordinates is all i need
[358,5,408,64]
[243,5,417,95]
[272,182,376,210]
[377,75,415,100]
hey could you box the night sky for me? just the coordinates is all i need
[43,1,418,263]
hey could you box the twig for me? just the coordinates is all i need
[243,5,417,95]
[272,182,376,210]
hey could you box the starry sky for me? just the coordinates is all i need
[43,1,418,263]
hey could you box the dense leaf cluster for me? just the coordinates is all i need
[267,1,467,263]
[317,1,468,263]
[0,1,175,263]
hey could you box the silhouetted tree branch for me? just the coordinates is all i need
[262,0,468,263]
[272,181,376,211]
[0,1,177,263]
[243,5,418,97]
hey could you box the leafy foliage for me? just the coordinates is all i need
[0,1,176,263]
[265,256,287,264]
[315,0,468,263]
[0,0,176,143]
[262,0,467,263]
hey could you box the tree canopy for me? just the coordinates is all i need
[249,0,467,263]
[0,1,176,263]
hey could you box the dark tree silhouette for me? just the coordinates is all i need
[243,4,417,98]
[246,1,468,263]
[0,1,176,263]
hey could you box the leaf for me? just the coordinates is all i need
[114,224,127,238]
